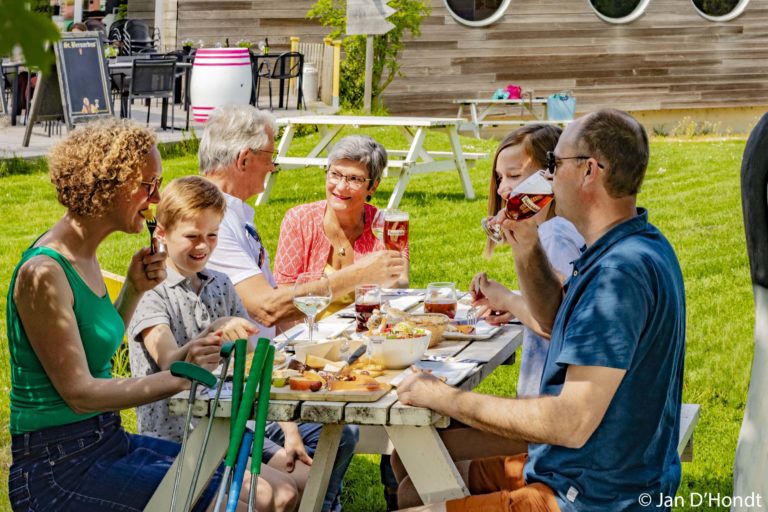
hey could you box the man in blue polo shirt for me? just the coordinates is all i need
[397,109,686,512]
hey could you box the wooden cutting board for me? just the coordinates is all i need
[269,383,392,402]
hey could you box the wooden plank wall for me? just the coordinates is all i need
[385,0,768,115]
[135,0,768,117]
[127,0,178,49]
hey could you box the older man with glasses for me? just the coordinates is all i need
[198,104,358,512]
[396,109,686,512]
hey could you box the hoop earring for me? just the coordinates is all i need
[366,195,372,201]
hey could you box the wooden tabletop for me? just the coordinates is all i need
[169,325,523,428]
[453,98,547,104]
[276,115,464,127]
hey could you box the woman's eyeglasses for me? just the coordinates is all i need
[326,170,372,190]
[546,151,604,176]
[140,176,163,196]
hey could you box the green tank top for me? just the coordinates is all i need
[7,245,125,434]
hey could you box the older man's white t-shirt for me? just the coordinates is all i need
[207,192,277,341]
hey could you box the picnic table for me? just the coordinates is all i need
[149,293,523,512]
[260,115,488,209]
[454,97,551,138]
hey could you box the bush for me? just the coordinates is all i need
[308,0,430,110]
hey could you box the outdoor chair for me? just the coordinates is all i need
[250,52,273,109]
[122,57,176,129]
[732,112,768,510]
[123,19,159,55]
[108,19,128,55]
[263,51,305,110]
[0,65,9,116]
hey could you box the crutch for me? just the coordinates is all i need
[223,338,248,498]
[226,429,254,512]
[226,339,272,512]
[168,361,217,512]
[248,344,274,512]
[182,341,236,512]
[213,338,270,511]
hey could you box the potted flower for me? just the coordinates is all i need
[235,39,253,50]
[181,38,195,55]
[104,45,118,59]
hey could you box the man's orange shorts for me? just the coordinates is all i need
[446,453,560,512]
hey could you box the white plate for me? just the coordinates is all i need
[389,360,476,387]
[443,321,501,341]
[385,294,423,312]
[274,320,353,345]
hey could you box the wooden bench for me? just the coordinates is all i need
[355,403,702,461]
[678,403,701,462]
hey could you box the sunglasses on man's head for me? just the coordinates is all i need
[245,224,266,268]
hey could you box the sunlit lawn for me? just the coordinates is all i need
[0,128,753,512]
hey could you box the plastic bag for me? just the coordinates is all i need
[547,92,576,121]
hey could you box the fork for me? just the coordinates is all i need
[144,215,157,254]
[465,306,479,328]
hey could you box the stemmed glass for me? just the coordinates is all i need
[292,272,332,344]
[372,209,388,241]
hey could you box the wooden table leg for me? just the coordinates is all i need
[470,103,481,139]
[145,417,230,512]
[298,424,344,512]
[387,127,425,209]
[385,425,469,504]
[256,124,295,206]
[446,126,475,200]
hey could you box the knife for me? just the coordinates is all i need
[344,344,368,366]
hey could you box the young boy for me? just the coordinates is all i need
[128,176,305,512]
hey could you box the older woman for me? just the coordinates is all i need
[273,134,408,315]
[7,119,252,511]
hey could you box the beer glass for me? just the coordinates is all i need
[482,169,553,242]
[355,284,381,332]
[424,282,457,319]
[383,209,409,253]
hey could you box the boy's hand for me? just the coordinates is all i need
[185,332,224,370]
[206,317,259,341]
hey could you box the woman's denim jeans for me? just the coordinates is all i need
[9,412,221,512]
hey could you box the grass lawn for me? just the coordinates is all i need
[0,127,754,512]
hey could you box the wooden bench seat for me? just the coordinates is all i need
[678,403,701,462]
[355,403,702,461]
[274,151,488,171]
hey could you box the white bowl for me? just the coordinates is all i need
[366,332,431,369]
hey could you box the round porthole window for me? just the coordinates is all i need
[444,0,512,27]
[588,0,649,24]
[692,0,749,21]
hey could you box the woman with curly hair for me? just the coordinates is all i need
[6,119,252,511]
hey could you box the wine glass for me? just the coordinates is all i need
[292,272,332,344]
[372,209,388,241]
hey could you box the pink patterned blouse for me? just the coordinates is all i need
[273,200,384,284]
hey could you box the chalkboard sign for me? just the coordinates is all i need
[23,32,113,146]
[54,32,113,126]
